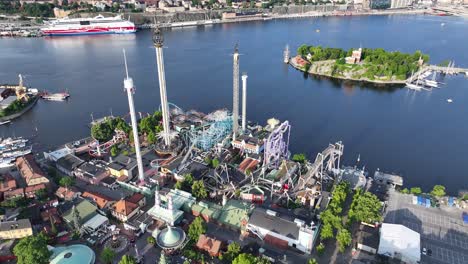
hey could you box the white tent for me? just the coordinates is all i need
[83,214,108,232]
[378,223,421,264]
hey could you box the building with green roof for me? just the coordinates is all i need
[217,200,252,231]
[61,199,98,226]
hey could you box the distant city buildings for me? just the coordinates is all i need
[390,0,413,8]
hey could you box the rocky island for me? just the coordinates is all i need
[290,45,430,85]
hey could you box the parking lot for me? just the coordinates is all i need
[385,189,468,264]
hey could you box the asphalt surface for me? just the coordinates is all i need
[384,189,468,264]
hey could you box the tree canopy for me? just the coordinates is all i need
[337,228,352,252]
[431,185,446,197]
[292,153,307,163]
[297,44,429,81]
[348,189,382,224]
[410,187,422,195]
[147,236,156,245]
[119,255,137,264]
[232,253,270,264]
[13,233,51,264]
[59,176,75,188]
[188,216,206,242]
[91,117,130,142]
[319,182,350,241]
[223,242,241,262]
[175,174,194,192]
[192,180,208,199]
[100,247,116,264]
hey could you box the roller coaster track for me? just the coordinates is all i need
[292,141,343,194]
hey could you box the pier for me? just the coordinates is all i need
[406,64,468,84]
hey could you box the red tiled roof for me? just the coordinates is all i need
[82,191,114,209]
[126,193,144,204]
[25,183,46,194]
[196,234,222,256]
[112,199,138,216]
[3,188,24,199]
[55,186,79,200]
[0,173,16,192]
[16,154,47,185]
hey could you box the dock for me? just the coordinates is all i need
[406,64,468,84]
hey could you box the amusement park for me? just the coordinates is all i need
[24,27,409,264]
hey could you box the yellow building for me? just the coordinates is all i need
[107,155,137,178]
[0,219,33,240]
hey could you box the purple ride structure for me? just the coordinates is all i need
[263,121,291,169]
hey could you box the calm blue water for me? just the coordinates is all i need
[1,14,467,194]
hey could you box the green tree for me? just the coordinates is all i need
[211,158,220,168]
[232,253,257,264]
[59,176,74,188]
[401,188,409,194]
[224,242,241,262]
[204,156,212,165]
[174,181,183,190]
[13,233,51,264]
[308,259,318,264]
[316,243,325,256]
[147,236,156,245]
[410,187,422,195]
[147,131,156,144]
[119,255,137,264]
[292,153,307,163]
[110,145,119,157]
[100,247,116,264]
[35,188,48,200]
[337,228,352,253]
[431,185,446,197]
[192,180,208,199]
[188,216,206,242]
[348,190,382,224]
[320,223,334,240]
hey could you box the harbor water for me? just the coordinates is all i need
[0,14,467,194]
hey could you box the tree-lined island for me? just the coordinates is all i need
[290,44,430,84]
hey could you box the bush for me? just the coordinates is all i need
[431,185,446,198]
[410,187,422,195]
[316,243,325,256]
[292,153,307,163]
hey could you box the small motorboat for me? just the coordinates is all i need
[447,99,453,103]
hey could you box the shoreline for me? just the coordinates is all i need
[1,8,435,37]
[289,56,408,85]
[0,96,39,122]
[140,8,430,29]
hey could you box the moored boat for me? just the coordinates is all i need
[41,14,136,36]
[41,92,70,101]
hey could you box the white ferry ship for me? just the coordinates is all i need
[41,15,136,36]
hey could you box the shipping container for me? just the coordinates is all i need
[412,196,417,205]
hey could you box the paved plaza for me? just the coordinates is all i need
[385,189,468,264]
